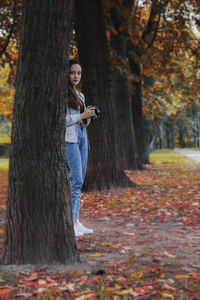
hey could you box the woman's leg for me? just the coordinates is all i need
[76,127,93,234]
[65,142,83,222]
[80,127,88,182]
[75,127,88,219]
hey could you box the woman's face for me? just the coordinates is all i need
[69,63,82,87]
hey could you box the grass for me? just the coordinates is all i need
[0,159,9,170]
[0,134,11,144]
[186,147,200,151]
[150,149,191,164]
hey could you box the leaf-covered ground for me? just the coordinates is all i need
[0,150,200,299]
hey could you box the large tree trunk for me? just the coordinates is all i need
[109,1,138,170]
[0,0,79,264]
[74,0,135,191]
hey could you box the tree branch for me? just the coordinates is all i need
[189,46,200,59]
[142,0,170,49]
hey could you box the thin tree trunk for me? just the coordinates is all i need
[178,125,185,148]
[165,125,171,148]
[74,0,135,191]
[128,57,149,164]
[144,119,152,158]
[1,0,79,264]
[171,126,175,149]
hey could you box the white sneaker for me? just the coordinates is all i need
[77,221,93,235]
[74,224,84,237]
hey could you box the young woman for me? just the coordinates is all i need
[65,60,96,237]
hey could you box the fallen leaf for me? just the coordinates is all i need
[88,253,102,257]
[67,270,84,275]
[175,274,189,279]
[0,286,12,296]
[162,283,177,292]
[163,251,176,258]
[115,288,133,295]
[162,292,174,299]
[104,285,121,291]
[75,294,95,300]
[111,243,122,247]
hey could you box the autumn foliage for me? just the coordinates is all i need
[0,64,14,119]
[104,0,200,122]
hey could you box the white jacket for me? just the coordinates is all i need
[65,90,90,143]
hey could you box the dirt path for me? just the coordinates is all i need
[78,216,200,271]
[174,148,200,162]
[0,216,199,276]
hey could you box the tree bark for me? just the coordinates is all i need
[1,0,79,264]
[143,119,152,157]
[165,125,171,148]
[74,0,135,191]
[178,124,185,148]
[128,57,149,164]
[112,70,138,169]
[109,1,138,170]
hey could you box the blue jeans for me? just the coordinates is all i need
[66,125,88,221]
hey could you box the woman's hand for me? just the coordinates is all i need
[80,106,97,120]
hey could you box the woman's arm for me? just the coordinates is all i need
[66,107,96,127]
[66,113,81,127]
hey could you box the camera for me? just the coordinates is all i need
[92,106,101,117]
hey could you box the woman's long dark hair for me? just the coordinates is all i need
[68,60,83,110]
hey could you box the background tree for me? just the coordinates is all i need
[74,0,134,191]
[104,0,138,170]
[0,0,79,264]
[127,0,169,163]
[103,0,169,165]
